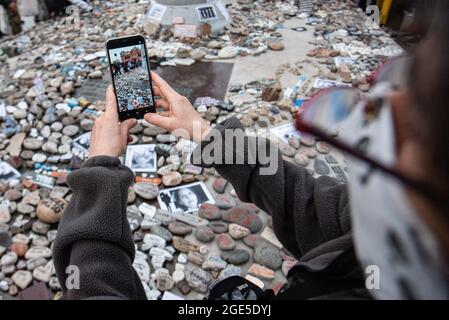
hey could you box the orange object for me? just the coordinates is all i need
[135,176,162,185]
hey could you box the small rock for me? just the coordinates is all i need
[168,221,192,236]
[216,233,236,251]
[221,249,250,265]
[198,203,222,221]
[228,223,251,240]
[36,197,68,223]
[202,256,227,271]
[133,182,159,200]
[12,270,33,290]
[194,226,215,243]
[248,263,275,280]
[162,172,182,187]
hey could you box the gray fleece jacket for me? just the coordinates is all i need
[53,117,367,300]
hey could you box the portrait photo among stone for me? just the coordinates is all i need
[125,144,157,173]
[157,182,214,214]
[0,161,21,182]
[72,132,91,154]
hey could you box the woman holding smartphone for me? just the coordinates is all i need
[53,1,449,300]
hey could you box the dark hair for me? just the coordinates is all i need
[410,0,449,193]
[171,186,208,211]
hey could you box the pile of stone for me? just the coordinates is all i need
[0,0,404,300]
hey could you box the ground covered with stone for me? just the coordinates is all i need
[0,0,403,299]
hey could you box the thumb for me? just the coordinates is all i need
[144,113,173,131]
[120,118,138,137]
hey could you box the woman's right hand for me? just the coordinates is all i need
[144,72,211,143]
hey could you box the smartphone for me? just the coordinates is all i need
[106,35,156,121]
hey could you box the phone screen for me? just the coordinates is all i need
[107,36,156,120]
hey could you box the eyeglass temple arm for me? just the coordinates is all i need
[297,120,448,212]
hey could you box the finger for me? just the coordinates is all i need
[155,98,170,110]
[144,113,174,131]
[152,85,163,97]
[120,118,138,137]
[159,111,170,117]
[105,85,119,120]
[127,135,132,143]
[151,72,179,102]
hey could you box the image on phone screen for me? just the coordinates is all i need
[107,40,155,119]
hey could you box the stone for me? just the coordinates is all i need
[194,226,215,243]
[257,116,270,128]
[162,172,182,187]
[12,270,33,290]
[25,246,52,260]
[0,207,11,224]
[218,46,239,59]
[133,182,159,200]
[212,177,228,194]
[316,142,330,154]
[60,81,75,96]
[253,241,282,270]
[260,227,283,249]
[198,203,222,221]
[142,234,166,251]
[216,233,236,251]
[243,234,260,248]
[32,263,52,283]
[280,145,296,157]
[31,221,50,235]
[22,138,42,150]
[154,209,176,225]
[149,226,173,242]
[36,197,68,223]
[202,256,227,271]
[138,203,157,219]
[228,223,251,240]
[185,268,212,293]
[177,280,191,295]
[209,221,228,234]
[174,211,208,227]
[245,274,265,289]
[10,243,28,257]
[156,270,174,291]
[172,236,198,253]
[288,135,301,149]
[268,41,284,51]
[294,153,310,166]
[26,257,47,271]
[218,265,242,280]
[221,249,250,265]
[325,155,338,164]
[214,194,237,209]
[314,159,330,175]
[222,207,263,233]
[262,85,282,102]
[303,148,317,159]
[6,133,26,157]
[187,251,206,266]
[168,221,192,236]
[248,263,275,280]
[1,252,18,266]
[300,135,316,147]
[149,248,173,261]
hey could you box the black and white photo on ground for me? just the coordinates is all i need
[0,161,21,182]
[72,132,91,154]
[125,144,157,173]
[270,122,302,144]
[157,181,215,214]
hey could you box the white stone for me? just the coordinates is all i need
[138,203,157,219]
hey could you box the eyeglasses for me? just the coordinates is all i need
[295,55,448,212]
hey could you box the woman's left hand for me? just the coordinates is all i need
[89,86,137,158]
